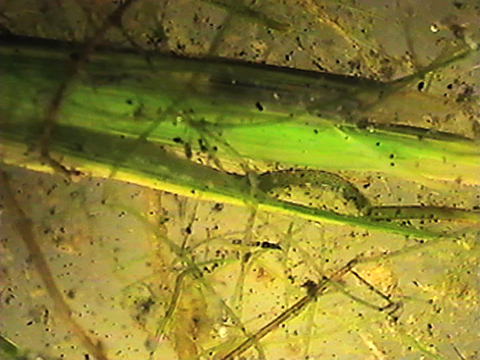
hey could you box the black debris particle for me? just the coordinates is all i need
[173,137,183,144]
[255,101,264,111]
[212,203,224,212]
[302,280,318,297]
[184,142,192,159]
[257,241,282,250]
[138,297,155,315]
[198,139,208,153]
[66,289,76,299]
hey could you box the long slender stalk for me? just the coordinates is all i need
[1,35,479,239]
[0,168,110,360]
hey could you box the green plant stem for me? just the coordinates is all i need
[1,35,478,239]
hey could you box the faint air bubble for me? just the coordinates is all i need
[464,35,478,50]
[218,326,228,339]
[430,24,439,33]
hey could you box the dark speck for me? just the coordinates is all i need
[212,203,224,212]
[198,139,208,152]
[302,280,318,297]
[184,143,192,159]
[260,241,282,250]
[255,101,264,111]
[66,289,76,299]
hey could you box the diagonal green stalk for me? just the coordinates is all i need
[1,123,460,239]
[0,334,26,360]
[1,35,479,240]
